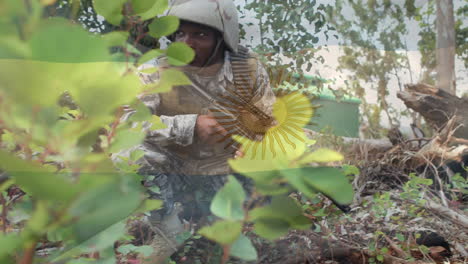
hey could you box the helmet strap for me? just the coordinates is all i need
[201,36,224,68]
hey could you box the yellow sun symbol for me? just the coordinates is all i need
[209,90,313,159]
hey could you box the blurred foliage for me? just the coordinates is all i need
[0,0,355,263]
[0,0,192,262]
[197,113,354,260]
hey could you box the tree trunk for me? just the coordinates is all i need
[436,0,456,94]
[397,83,468,139]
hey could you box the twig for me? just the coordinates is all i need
[424,198,468,229]
[454,242,468,258]
[106,107,124,146]
[403,137,433,144]
[391,193,468,229]
[19,242,36,264]
[416,154,449,207]
[0,194,7,234]
[383,234,409,259]
[451,137,468,145]
[221,245,231,264]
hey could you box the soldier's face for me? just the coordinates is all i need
[174,22,220,67]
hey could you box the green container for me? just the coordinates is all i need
[309,93,361,137]
[277,75,361,137]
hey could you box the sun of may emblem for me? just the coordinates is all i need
[209,90,314,159]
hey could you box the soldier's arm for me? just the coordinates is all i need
[250,59,276,120]
[122,65,198,148]
[136,93,197,147]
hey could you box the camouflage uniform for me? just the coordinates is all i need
[119,0,275,262]
[134,48,275,215]
[124,48,274,263]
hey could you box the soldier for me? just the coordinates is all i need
[126,0,276,262]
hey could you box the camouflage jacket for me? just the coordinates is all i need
[125,48,275,177]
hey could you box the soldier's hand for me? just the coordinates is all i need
[234,150,244,159]
[195,115,228,144]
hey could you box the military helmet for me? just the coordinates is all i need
[167,0,239,53]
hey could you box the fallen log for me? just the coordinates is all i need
[397,83,468,139]
[303,128,393,151]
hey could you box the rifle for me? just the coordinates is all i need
[189,77,275,150]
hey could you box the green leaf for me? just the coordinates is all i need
[154,68,192,92]
[0,150,78,201]
[52,181,142,261]
[136,246,155,257]
[108,129,145,153]
[396,233,405,242]
[312,208,327,217]
[0,36,31,59]
[127,102,153,122]
[0,256,15,264]
[254,181,290,196]
[251,196,310,228]
[376,255,384,262]
[148,186,160,194]
[138,49,164,65]
[342,165,360,176]
[210,175,246,221]
[101,31,129,47]
[139,66,159,74]
[175,231,192,244]
[198,220,242,245]
[27,201,49,234]
[148,16,180,38]
[135,199,163,214]
[162,69,192,85]
[250,196,310,240]
[250,196,301,220]
[93,0,126,25]
[131,0,169,20]
[30,19,110,62]
[118,244,153,257]
[298,148,343,164]
[130,149,145,162]
[149,116,167,130]
[0,233,22,259]
[254,218,289,240]
[77,129,100,149]
[50,222,125,263]
[230,234,257,261]
[117,244,138,255]
[2,60,141,122]
[124,43,142,56]
[0,60,63,107]
[282,169,317,198]
[0,179,14,193]
[282,167,354,205]
[228,150,279,178]
[166,42,195,66]
[78,221,127,251]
